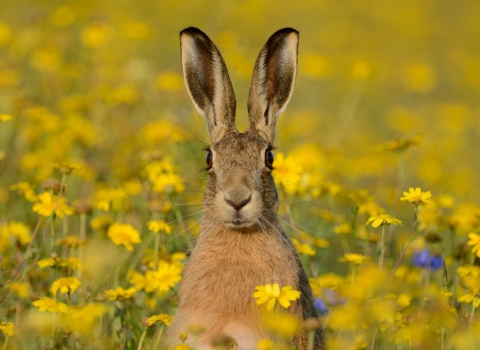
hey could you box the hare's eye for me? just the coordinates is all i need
[206,150,213,169]
[265,150,274,169]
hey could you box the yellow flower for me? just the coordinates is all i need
[151,173,185,194]
[0,221,31,247]
[315,273,344,289]
[314,238,330,248]
[467,233,480,258]
[365,214,402,228]
[339,253,370,265]
[146,314,173,327]
[33,297,68,313]
[104,287,137,301]
[55,235,86,248]
[93,188,127,212]
[457,291,480,307]
[147,220,172,234]
[263,311,300,337]
[9,282,31,298]
[292,238,315,256]
[457,265,480,278]
[9,182,38,202]
[333,223,352,235]
[175,345,192,350]
[50,277,82,295]
[58,257,84,271]
[253,284,300,311]
[148,261,183,293]
[0,114,13,122]
[0,321,14,336]
[66,304,107,336]
[90,214,113,231]
[400,187,432,206]
[37,257,56,268]
[257,339,274,350]
[32,192,73,218]
[107,223,141,251]
[81,23,113,47]
[272,152,304,195]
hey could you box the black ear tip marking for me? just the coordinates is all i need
[276,28,299,35]
[180,27,208,39]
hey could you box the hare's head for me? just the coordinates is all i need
[180,27,298,230]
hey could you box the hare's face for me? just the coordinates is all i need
[180,27,298,231]
[206,131,276,229]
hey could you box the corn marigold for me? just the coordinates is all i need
[400,187,432,206]
[175,345,192,350]
[107,223,141,251]
[104,287,137,301]
[0,321,14,336]
[51,277,82,295]
[253,283,300,311]
[37,257,56,268]
[0,114,13,122]
[9,182,38,202]
[32,192,73,218]
[467,233,480,258]
[146,313,173,327]
[32,297,68,313]
[8,282,31,298]
[339,253,370,265]
[55,235,86,248]
[257,339,274,350]
[292,238,316,256]
[365,214,402,228]
[147,220,172,234]
[148,261,183,293]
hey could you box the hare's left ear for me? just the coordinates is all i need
[247,28,299,144]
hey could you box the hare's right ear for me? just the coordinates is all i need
[180,27,237,143]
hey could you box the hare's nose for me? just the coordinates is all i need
[225,196,251,211]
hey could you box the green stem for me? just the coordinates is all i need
[154,325,166,348]
[380,225,386,269]
[307,330,315,350]
[154,233,160,271]
[137,328,147,350]
[351,266,356,289]
[2,336,8,350]
[441,328,445,350]
[471,297,479,327]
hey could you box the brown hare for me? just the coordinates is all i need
[165,27,325,349]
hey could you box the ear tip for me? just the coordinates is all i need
[180,27,207,39]
[275,28,299,37]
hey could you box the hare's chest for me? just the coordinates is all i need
[180,234,299,312]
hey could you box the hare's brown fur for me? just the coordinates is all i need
[164,27,325,349]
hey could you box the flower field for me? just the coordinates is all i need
[1,1,480,349]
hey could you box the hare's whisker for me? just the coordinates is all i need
[166,209,205,225]
[169,221,200,241]
[172,202,204,207]
[277,215,320,239]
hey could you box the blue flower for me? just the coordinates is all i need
[412,249,443,271]
[412,249,430,268]
[430,255,443,270]
[314,298,328,316]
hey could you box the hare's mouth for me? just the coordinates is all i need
[224,219,255,229]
